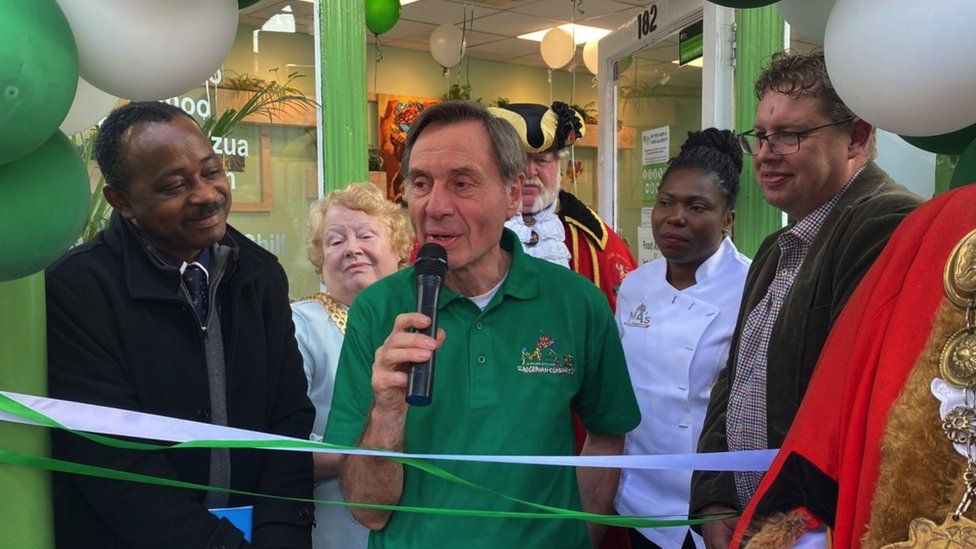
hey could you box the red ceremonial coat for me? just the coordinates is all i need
[558,191,636,313]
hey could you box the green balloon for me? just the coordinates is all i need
[365,0,401,35]
[901,124,976,156]
[0,0,79,165]
[708,0,778,7]
[0,132,89,281]
[238,0,262,8]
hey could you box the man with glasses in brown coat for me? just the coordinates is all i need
[690,51,922,548]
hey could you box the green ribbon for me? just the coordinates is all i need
[0,394,737,527]
[0,449,734,527]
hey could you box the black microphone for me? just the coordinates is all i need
[406,243,448,406]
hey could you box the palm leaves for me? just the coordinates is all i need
[75,133,112,243]
[202,70,317,138]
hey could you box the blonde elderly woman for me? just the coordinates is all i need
[291,182,411,549]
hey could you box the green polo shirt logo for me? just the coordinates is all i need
[518,333,576,375]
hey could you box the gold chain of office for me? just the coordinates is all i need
[312,292,348,335]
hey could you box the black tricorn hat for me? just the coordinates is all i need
[488,102,586,154]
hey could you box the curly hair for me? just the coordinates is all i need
[662,128,742,209]
[754,50,855,124]
[305,183,413,277]
[754,50,875,159]
[94,101,195,191]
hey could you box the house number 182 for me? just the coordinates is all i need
[636,5,658,40]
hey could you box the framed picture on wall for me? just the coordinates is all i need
[377,94,438,203]
[229,125,273,212]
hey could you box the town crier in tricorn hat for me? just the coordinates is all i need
[490,101,635,312]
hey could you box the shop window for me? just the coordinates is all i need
[161,21,322,299]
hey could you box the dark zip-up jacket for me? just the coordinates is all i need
[47,213,314,548]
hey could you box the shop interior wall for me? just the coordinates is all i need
[365,43,597,108]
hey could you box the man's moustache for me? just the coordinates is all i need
[187,201,225,222]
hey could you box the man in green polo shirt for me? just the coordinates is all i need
[324,101,640,548]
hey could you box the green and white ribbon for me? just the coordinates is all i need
[0,391,773,527]
[0,449,739,528]
[0,391,775,470]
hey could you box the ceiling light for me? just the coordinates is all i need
[517,24,612,45]
[671,57,703,68]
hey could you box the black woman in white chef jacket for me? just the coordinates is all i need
[614,129,751,549]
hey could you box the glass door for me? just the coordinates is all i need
[597,1,733,263]
[616,33,703,263]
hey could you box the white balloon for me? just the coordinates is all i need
[825,0,976,136]
[60,77,119,136]
[55,0,239,101]
[777,0,835,42]
[583,40,599,75]
[429,24,466,68]
[540,28,575,70]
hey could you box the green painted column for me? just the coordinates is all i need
[0,273,52,548]
[319,0,369,194]
[732,7,784,258]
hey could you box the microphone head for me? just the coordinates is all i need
[414,243,448,278]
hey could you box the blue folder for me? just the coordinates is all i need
[210,505,253,542]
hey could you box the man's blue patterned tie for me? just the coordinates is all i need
[183,264,209,326]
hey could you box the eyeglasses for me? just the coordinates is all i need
[737,117,855,156]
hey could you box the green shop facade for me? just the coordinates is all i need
[0,1,951,546]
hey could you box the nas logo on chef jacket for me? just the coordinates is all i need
[518,334,575,375]
[625,303,651,328]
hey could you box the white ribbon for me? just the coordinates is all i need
[0,391,775,471]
